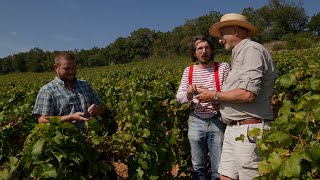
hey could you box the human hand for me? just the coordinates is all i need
[196,88,215,102]
[211,101,220,111]
[71,112,90,121]
[187,84,198,101]
[88,104,104,116]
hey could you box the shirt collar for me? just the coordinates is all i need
[54,76,77,86]
[232,38,251,58]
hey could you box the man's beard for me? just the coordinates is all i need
[201,61,210,64]
[61,76,76,83]
[199,58,212,64]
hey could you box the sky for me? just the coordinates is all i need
[0,0,319,58]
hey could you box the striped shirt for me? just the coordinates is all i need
[176,62,230,119]
[32,76,102,131]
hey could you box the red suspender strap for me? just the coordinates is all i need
[214,62,220,92]
[188,65,193,85]
[189,63,220,92]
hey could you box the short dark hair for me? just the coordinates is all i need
[54,51,76,65]
[188,35,214,62]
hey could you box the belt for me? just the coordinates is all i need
[229,118,272,126]
[191,112,220,121]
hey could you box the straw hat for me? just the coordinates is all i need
[209,13,257,37]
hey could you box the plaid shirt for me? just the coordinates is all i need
[32,76,102,131]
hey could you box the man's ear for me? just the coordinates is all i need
[233,26,238,36]
[53,64,58,71]
[193,52,197,57]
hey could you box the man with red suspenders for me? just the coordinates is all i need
[176,35,230,180]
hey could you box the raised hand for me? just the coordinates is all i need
[87,104,104,116]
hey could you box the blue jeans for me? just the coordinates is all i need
[188,113,226,180]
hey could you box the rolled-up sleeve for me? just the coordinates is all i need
[32,88,54,116]
[238,47,264,95]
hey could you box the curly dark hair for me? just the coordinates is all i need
[188,35,214,62]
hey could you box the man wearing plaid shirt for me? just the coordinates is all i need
[32,51,104,132]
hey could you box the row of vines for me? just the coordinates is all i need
[0,48,319,179]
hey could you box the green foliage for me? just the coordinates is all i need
[281,32,317,50]
[279,73,297,88]
[0,118,113,179]
[0,57,192,179]
[254,48,320,179]
[244,0,309,43]
[271,41,288,51]
[309,12,320,35]
[25,48,49,72]
[1,48,320,178]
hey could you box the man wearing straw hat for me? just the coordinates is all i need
[196,13,278,179]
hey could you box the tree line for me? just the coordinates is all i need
[1,0,320,74]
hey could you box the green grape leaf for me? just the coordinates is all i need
[138,159,149,170]
[40,163,57,178]
[276,114,289,124]
[311,104,320,122]
[9,156,18,173]
[136,167,144,177]
[168,134,177,145]
[283,152,301,178]
[0,169,10,180]
[307,95,320,105]
[31,139,45,156]
[88,120,102,131]
[141,143,150,151]
[31,166,42,178]
[258,159,272,175]
[53,132,64,145]
[279,74,297,88]
[84,120,89,128]
[267,131,292,147]
[310,144,320,162]
[142,128,150,138]
[292,111,306,121]
[69,153,82,165]
[259,143,269,152]
[235,134,245,142]
[268,152,282,171]
[278,100,294,117]
[296,97,309,111]
[52,151,64,163]
[61,122,76,129]
[310,79,320,91]
[92,136,103,145]
[303,148,312,162]
[150,175,159,180]
[248,128,261,138]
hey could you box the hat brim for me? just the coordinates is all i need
[209,20,257,37]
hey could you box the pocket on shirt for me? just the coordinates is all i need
[57,98,72,113]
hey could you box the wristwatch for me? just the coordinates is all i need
[211,92,220,105]
[214,92,219,101]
